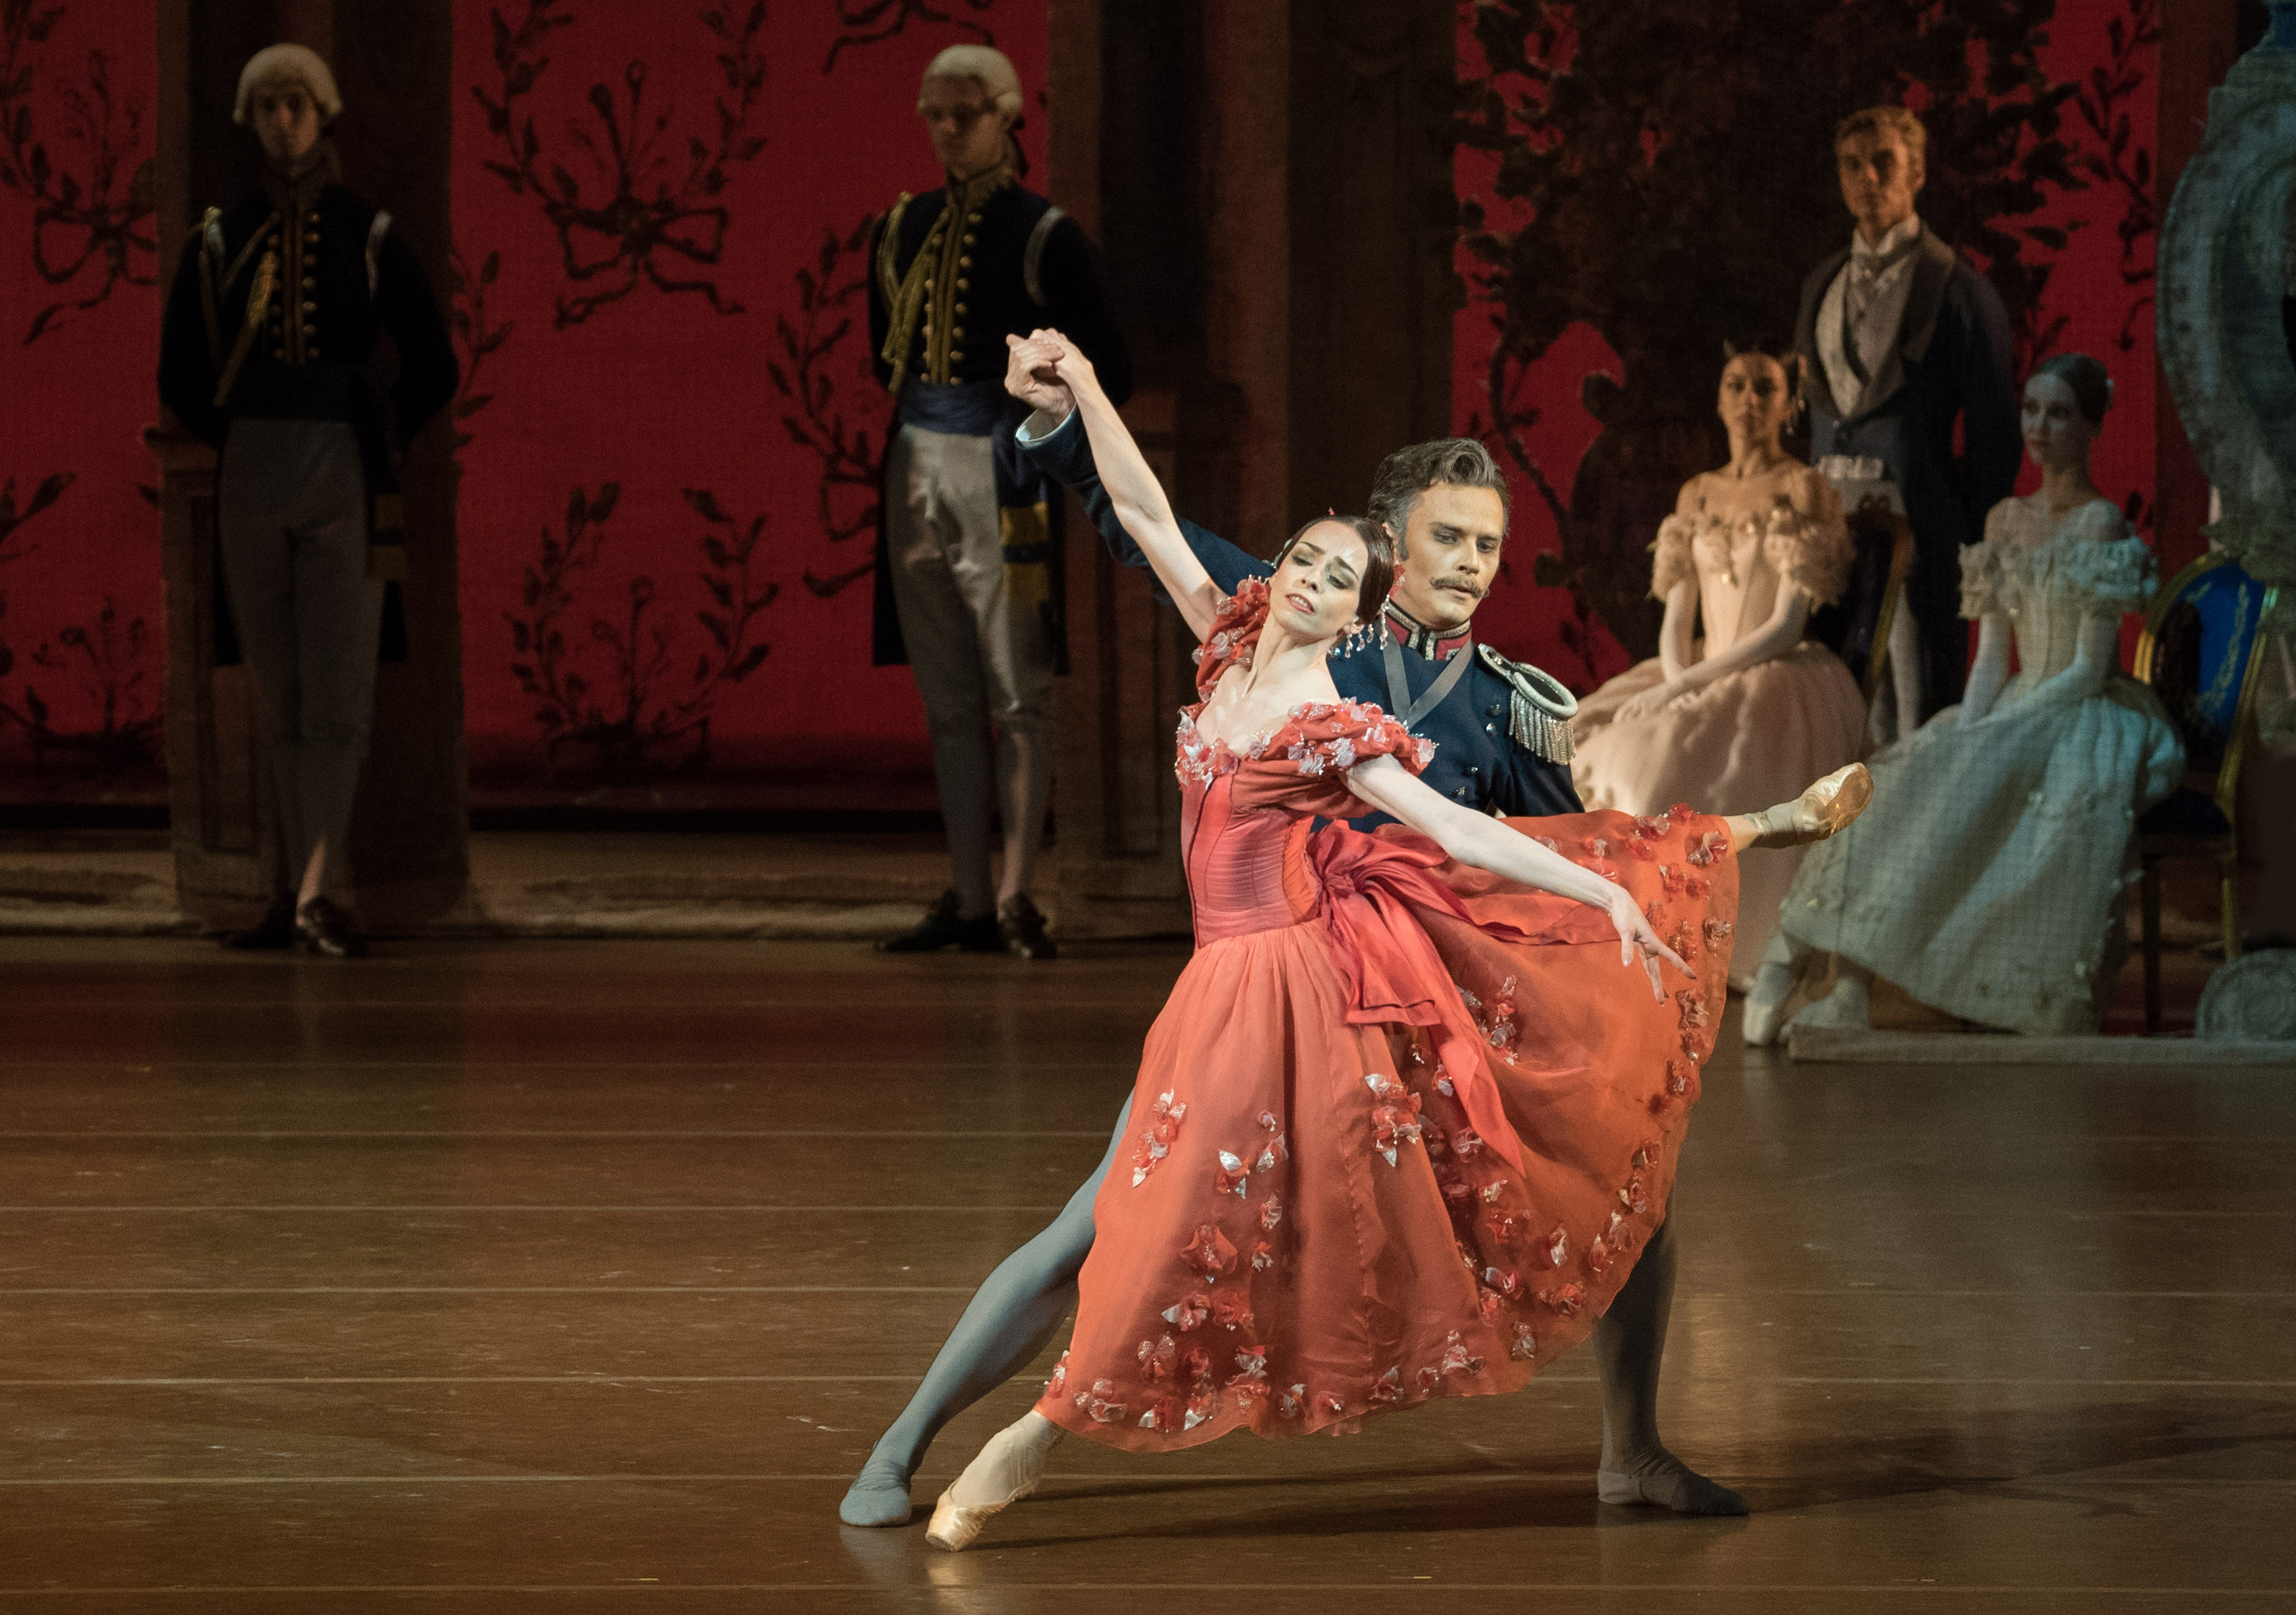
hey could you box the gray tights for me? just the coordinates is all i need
[839,1096,1736,1523]
[838,1096,1134,1525]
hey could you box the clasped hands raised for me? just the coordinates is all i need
[1005,329,1093,413]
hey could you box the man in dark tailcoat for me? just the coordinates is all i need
[1794,104,2020,733]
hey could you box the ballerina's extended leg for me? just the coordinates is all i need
[1734,762,1873,851]
[838,1096,1130,1527]
[1722,763,1876,1042]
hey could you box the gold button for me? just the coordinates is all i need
[951,326,965,338]
[306,209,319,221]
[962,233,976,245]
[950,350,964,364]
[954,300,967,312]
[958,255,972,268]
[301,300,317,312]
[272,347,285,359]
[301,276,317,290]
[966,211,981,223]
[955,282,968,294]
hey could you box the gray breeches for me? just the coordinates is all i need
[883,423,1055,903]
[217,419,386,903]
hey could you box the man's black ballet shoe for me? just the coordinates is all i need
[878,889,1002,955]
[997,894,1058,960]
[1597,1465,1750,1516]
[294,896,368,959]
[222,901,296,951]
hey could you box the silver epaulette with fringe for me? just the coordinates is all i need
[1476,643,1578,766]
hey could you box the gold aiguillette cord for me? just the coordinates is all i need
[213,248,278,408]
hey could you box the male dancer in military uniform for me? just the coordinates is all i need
[867,46,1130,960]
[833,339,1743,1529]
[157,45,457,958]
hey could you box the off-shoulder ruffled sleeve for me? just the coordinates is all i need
[1649,514,1697,601]
[2058,507,2156,612]
[1961,502,2017,619]
[1276,700,1434,779]
[1191,576,1269,697]
[1230,699,1435,816]
[1958,542,2002,619]
[1760,473,1852,607]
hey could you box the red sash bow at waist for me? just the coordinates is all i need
[1307,826,1536,1174]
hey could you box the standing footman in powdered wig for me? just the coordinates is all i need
[158,44,457,958]
[866,45,1131,960]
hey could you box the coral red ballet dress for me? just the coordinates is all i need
[1038,580,1740,1450]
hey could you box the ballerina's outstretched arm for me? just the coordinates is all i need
[1007,331,1224,641]
[1344,754,1692,999]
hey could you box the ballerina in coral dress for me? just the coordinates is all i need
[924,332,1871,1551]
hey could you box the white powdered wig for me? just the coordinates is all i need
[920,44,1022,116]
[233,44,343,126]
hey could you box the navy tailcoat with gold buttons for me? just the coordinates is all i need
[158,171,457,665]
[865,166,1130,673]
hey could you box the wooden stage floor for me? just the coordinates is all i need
[1,935,2290,1612]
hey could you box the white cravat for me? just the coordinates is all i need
[1818,214,1923,418]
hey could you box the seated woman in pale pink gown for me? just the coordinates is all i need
[1571,339,1869,987]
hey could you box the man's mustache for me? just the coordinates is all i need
[1426,575,1488,598]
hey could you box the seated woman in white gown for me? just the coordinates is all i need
[1571,338,1868,989]
[1745,353,2185,1042]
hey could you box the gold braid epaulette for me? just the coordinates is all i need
[875,193,922,396]
[875,163,1016,398]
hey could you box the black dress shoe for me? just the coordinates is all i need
[877,889,1001,954]
[997,894,1058,960]
[294,896,368,959]
[222,900,296,951]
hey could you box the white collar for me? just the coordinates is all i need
[1851,213,1923,268]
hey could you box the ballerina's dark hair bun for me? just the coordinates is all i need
[2032,352,2112,425]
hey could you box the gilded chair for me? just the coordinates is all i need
[2132,552,2278,1033]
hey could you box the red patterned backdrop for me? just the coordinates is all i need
[451,0,1040,812]
[0,2,2167,809]
[0,0,163,805]
[1453,1,2165,691]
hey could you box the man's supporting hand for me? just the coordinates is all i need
[1004,330,1073,417]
